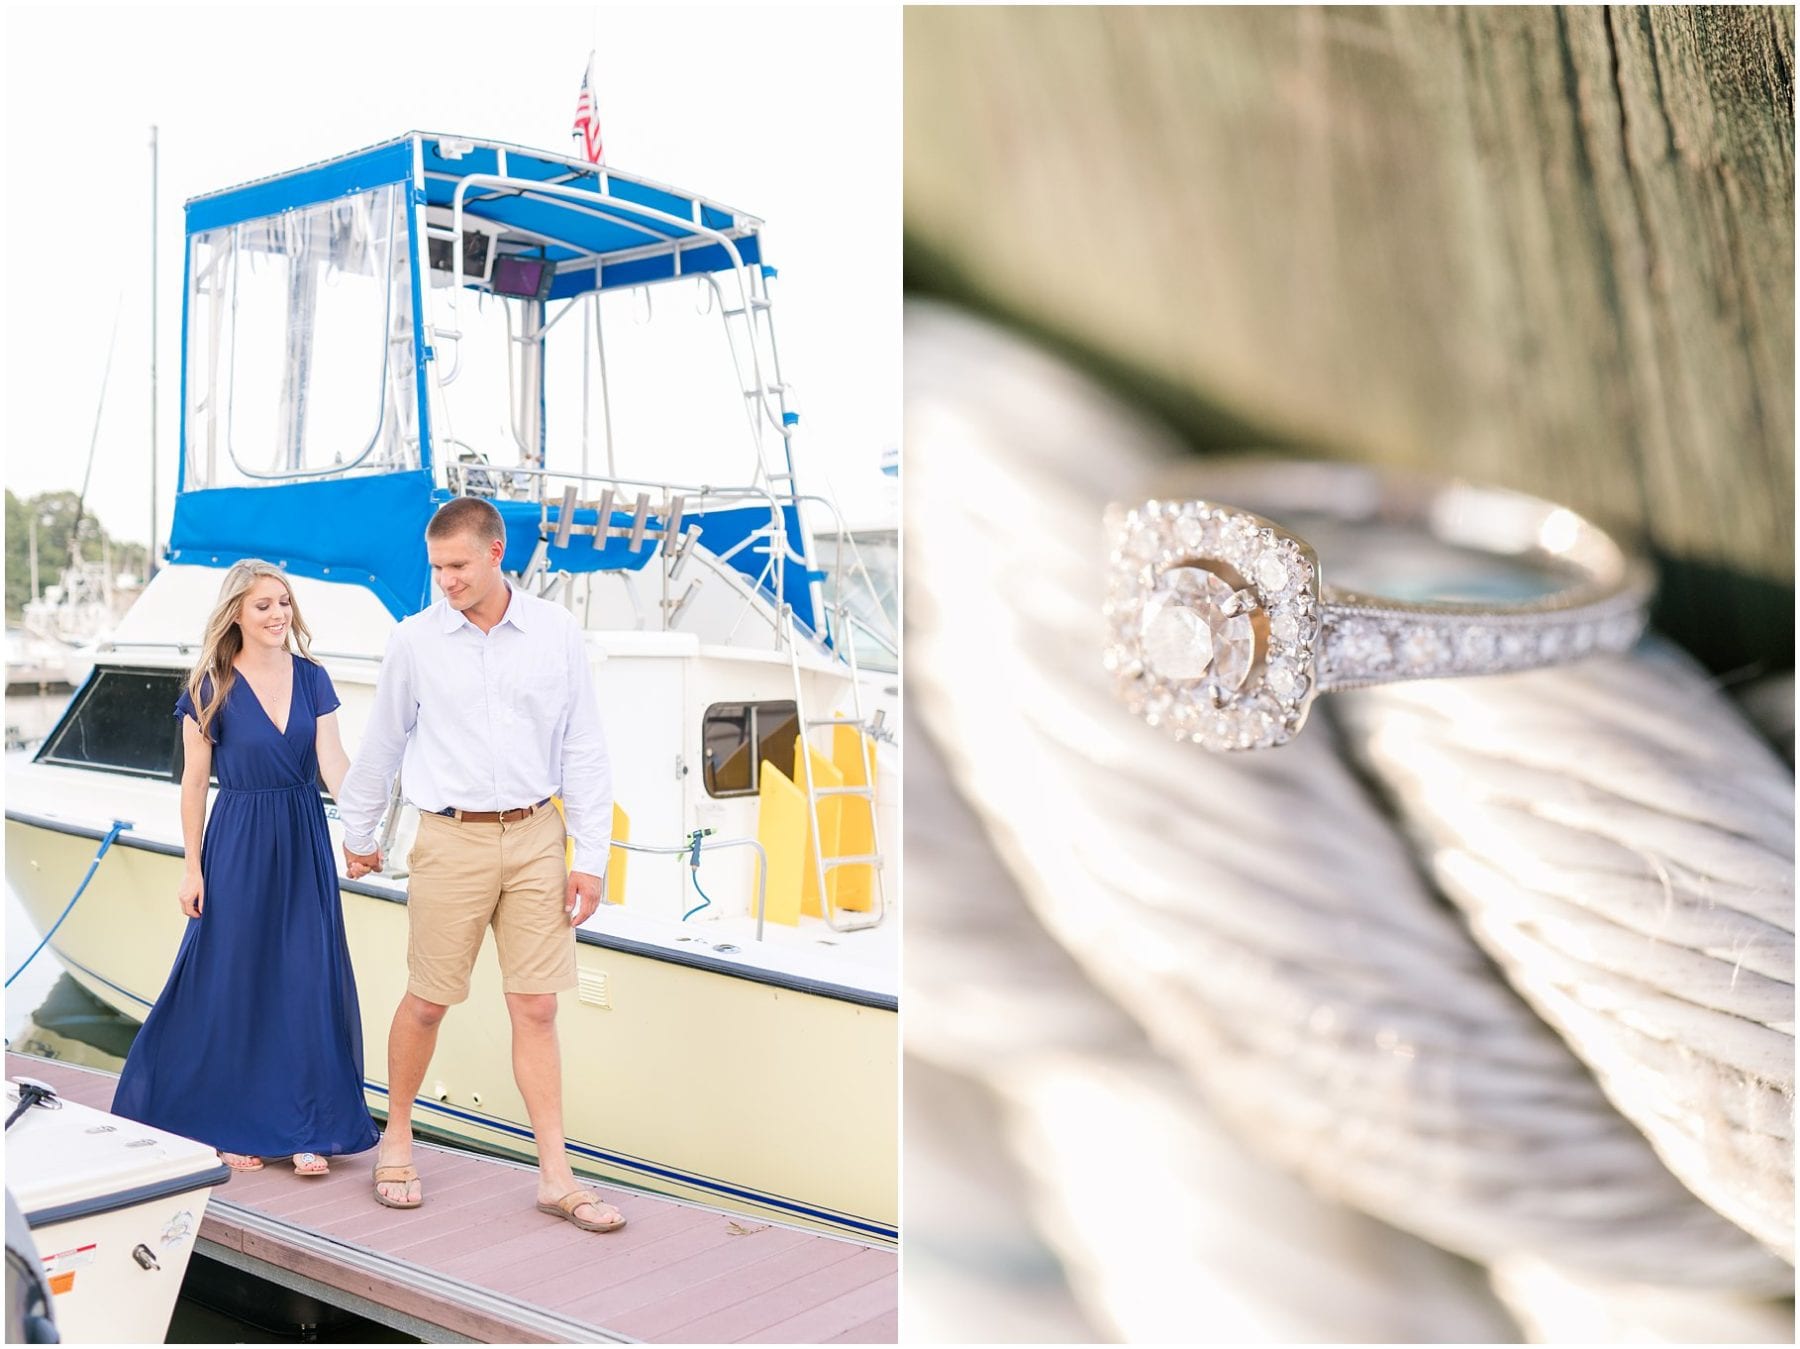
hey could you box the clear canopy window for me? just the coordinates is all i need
[183,184,418,489]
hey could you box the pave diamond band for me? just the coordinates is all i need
[1104,462,1655,750]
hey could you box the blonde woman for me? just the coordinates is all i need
[112,561,380,1174]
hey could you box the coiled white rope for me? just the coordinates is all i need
[905,304,1795,1320]
[907,731,1524,1341]
[1336,654,1794,1262]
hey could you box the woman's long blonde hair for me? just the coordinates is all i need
[187,560,316,740]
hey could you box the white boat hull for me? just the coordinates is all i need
[8,1082,228,1345]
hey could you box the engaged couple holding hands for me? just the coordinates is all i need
[116,496,625,1235]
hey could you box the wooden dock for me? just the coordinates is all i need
[10,1054,897,1343]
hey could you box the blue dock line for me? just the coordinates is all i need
[6,819,134,989]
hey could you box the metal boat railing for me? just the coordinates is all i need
[444,462,898,667]
[612,834,771,942]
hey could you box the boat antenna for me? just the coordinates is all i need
[70,299,125,564]
[149,123,160,577]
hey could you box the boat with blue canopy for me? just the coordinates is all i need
[6,132,898,1244]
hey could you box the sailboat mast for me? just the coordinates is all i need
[149,124,159,578]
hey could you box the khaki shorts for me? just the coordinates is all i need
[405,804,575,1005]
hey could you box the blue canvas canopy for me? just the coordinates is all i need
[185,133,764,300]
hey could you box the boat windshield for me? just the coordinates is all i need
[183,183,419,490]
[435,272,775,494]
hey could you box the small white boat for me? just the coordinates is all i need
[6,1077,230,1344]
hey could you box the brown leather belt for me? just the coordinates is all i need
[435,798,552,824]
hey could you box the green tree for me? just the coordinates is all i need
[6,489,150,622]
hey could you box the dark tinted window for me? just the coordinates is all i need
[702,701,797,798]
[39,668,188,781]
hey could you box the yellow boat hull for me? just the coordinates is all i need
[6,815,896,1242]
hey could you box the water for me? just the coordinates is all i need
[8,692,82,1046]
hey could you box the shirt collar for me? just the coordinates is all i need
[440,583,529,634]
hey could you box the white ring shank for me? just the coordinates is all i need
[1149,461,1656,692]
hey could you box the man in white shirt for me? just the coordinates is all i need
[336,497,624,1233]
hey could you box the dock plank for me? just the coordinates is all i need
[241,1147,487,1223]
[479,1207,737,1306]
[435,1190,709,1281]
[748,1271,900,1343]
[557,1226,824,1322]
[565,1231,867,1325]
[9,1053,895,1343]
[609,1239,880,1341]
[324,1168,523,1242]
[388,1184,601,1261]
[198,1215,245,1253]
[235,1222,560,1345]
[654,1248,894,1342]
[531,1217,781,1308]
[829,1309,900,1342]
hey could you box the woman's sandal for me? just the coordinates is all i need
[372,1161,423,1209]
[220,1152,264,1172]
[292,1152,330,1177]
[536,1188,626,1233]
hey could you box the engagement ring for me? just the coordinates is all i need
[1103,461,1655,751]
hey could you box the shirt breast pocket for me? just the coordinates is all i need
[512,668,567,729]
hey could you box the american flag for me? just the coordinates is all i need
[572,54,603,165]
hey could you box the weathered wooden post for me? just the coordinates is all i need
[906,6,1794,672]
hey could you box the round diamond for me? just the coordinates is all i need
[1270,611,1301,645]
[1175,514,1210,550]
[1265,661,1306,703]
[1399,628,1451,672]
[1327,622,1391,674]
[1458,626,1499,666]
[1137,567,1256,689]
[1221,520,1259,566]
[1141,600,1214,680]
[1126,528,1162,564]
[1255,552,1290,595]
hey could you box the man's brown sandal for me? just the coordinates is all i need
[372,1161,422,1209]
[536,1188,625,1233]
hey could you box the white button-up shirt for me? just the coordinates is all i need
[337,584,614,875]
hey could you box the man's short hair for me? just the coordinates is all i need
[427,497,506,546]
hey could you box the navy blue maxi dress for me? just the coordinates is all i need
[112,653,380,1158]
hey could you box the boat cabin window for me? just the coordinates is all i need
[183,183,419,491]
[38,668,189,782]
[702,701,797,798]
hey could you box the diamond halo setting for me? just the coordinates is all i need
[1104,466,1656,752]
[1104,500,1323,751]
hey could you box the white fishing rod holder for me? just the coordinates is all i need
[447,463,809,640]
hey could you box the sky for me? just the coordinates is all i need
[1,4,901,554]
